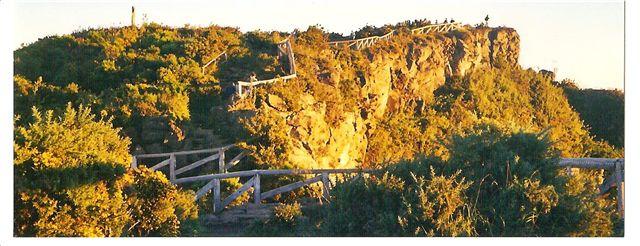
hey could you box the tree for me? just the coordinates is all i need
[14,104,197,236]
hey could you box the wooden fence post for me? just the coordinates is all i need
[212,179,221,213]
[236,83,243,97]
[169,154,176,183]
[321,172,330,201]
[615,161,624,218]
[219,149,226,173]
[254,174,261,205]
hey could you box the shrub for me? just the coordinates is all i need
[14,105,197,237]
[445,124,618,236]
[559,79,624,148]
[273,202,303,224]
[14,184,129,237]
[244,202,313,236]
[117,167,198,236]
[14,105,131,236]
[321,166,475,236]
[302,124,619,237]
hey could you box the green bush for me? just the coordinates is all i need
[117,167,198,236]
[14,105,197,237]
[321,166,475,236]
[244,202,316,237]
[559,79,624,148]
[272,124,620,237]
[444,124,618,236]
[273,202,303,224]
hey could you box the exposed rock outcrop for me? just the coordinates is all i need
[234,26,521,169]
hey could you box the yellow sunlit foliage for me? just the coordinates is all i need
[14,105,197,236]
[13,20,624,237]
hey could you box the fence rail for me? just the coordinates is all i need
[411,22,462,35]
[235,74,297,97]
[184,168,379,213]
[131,144,248,183]
[327,22,461,50]
[328,30,395,50]
[201,51,227,73]
[560,158,624,217]
[234,36,297,97]
[132,147,624,216]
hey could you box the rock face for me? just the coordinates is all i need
[237,26,520,169]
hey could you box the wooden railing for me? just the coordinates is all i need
[131,144,248,183]
[410,22,462,35]
[177,168,379,213]
[176,157,624,214]
[201,51,227,73]
[277,36,296,75]
[327,22,462,50]
[559,158,625,217]
[328,30,395,50]
[132,147,624,216]
[235,74,297,97]
[235,36,297,97]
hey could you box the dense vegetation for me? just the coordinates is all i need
[247,125,621,236]
[13,23,291,153]
[558,79,624,148]
[14,105,198,236]
[13,20,623,237]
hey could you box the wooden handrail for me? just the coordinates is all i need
[410,22,461,34]
[235,74,297,97]
[133,144,236,159]
[132,144,624,216]
[201,51,227,72]
[327,30,395,48]
[187,168,378,213]
[561,158,624,218]
[327,22,461,50]
[558,158,623,169]
[187,158,623,215]
[236,74,297,86]
[131,145,248,185]
[173,168,380,184]
[234,35,297,97]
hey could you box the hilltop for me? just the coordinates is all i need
[14,21,622,170]
[13,20,624,236]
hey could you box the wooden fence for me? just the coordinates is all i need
[131,144,248,183]
[277,36,296,75]
[327,22,461,50]
[328,30,396,50]
[132,147,624,216]
[201,51,227,73]
[410,22,462,35]
[175,168,379,213]
[235,74,297,97]
[234,36,297,97]
[559,158,625,217]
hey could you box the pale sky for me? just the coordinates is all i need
[12,0,624,90]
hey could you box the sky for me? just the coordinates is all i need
[11,0,624,90]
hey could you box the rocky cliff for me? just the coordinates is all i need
[13,22,618,171]
[232,26,524,169]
